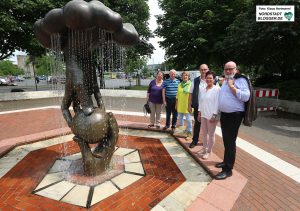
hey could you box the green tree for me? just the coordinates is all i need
[0,60,23,75]
[0,0,70,60]
[156,0,251,69]
[0,0,153,60]
[124,56,147,74]
[106,0,154,58]
[34,54,65,76]
[219,0,300,80]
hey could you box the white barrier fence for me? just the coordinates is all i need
[255,89,279,111]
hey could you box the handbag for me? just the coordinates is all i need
[144,101,151,115]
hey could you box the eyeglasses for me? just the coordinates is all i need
[224,67,236,71]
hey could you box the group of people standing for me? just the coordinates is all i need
[147,61,250,180]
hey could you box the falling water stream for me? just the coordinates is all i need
[48,28,129,180]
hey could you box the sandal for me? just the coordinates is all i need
[148,124,154,128]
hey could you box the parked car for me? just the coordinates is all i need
[59,77,66,84]
[47,76,58,84]
[47,76,66,84]
[38,76,47,80]
[0,77,7,85]
[0,77,17,86]
[13,76,25,82]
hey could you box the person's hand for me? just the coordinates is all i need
[227,78,234,88]
[163,101,166,107]
[197,112,201,122]
[209,117,216,123]
[188,106,192,113]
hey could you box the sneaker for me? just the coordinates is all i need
[148,124,154,128]
[202,152,210,160]
[170,127,176,134]
[186,132,192,138]
[197,148,206,155]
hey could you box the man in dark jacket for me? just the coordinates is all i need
[188,64,209,148]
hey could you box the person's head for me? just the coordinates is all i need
[181,71,189,82]
[169,69,176,80]
[223,61,237,78]
[156,70,163,80]
[205,71,216,87]
[199,64,209,78]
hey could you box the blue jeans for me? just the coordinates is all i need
[177,112,192,132]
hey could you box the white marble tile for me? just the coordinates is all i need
[157,195,185,211]
[181,168,210,181]
[22,135,73,151]
[91,181,119,206]
[124,150,141,163]
[34,172,65,191]
[111,173,143,189]
[178,181,209,196]
[151,204,167,211]
[125,162,144,175]
[48,160,72,173]
[114,148,135,156]
[61,184,90,207]
[62,152,82,161]
[168,187,195,207]
[35,181,75,200]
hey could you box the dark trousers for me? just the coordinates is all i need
[220,112,244,172]
[192,108,201,144]
[165,98,177,128]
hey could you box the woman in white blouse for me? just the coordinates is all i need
[198,71,220,159]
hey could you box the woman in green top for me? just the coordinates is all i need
[176,71,192,137]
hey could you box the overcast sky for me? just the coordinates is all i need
[10,1,165,65]
[147,0,165,65]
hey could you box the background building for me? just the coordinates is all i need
[17,55,34,78]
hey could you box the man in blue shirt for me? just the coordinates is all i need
[215,61,250,180]
[162,69,180,132]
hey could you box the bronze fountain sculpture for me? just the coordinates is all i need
[34,0,139,176]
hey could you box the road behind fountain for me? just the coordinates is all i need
[1,79,299,156]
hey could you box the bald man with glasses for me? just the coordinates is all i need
[215,61,250,180]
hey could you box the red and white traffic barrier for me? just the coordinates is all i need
[255,89,279,112]
[255,89,279,98]
[257,107,277,112]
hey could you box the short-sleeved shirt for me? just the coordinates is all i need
[147,79,163,104]
[163,78,180,99]
[177,81,192,113]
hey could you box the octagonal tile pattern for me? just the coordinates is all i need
[0,129,211,210]
[33,148,145,208]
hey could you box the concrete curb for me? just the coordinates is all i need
[0,89,147,101]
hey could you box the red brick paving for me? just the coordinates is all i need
[0,134,185,210]
[0,108,300,210]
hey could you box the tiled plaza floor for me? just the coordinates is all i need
[0,108,299,210]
